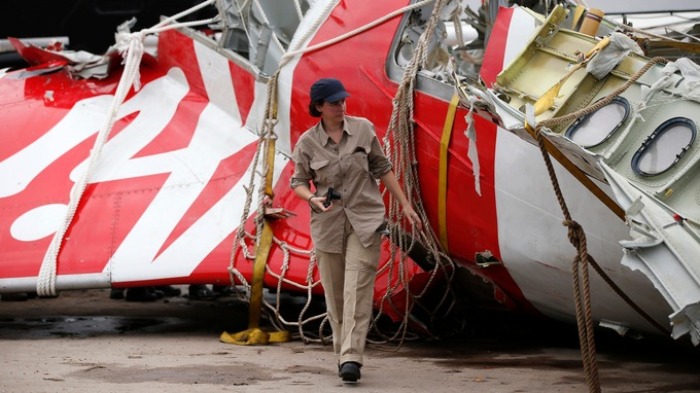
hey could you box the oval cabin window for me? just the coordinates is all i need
[565,97,629,148]
[631,117,696,176]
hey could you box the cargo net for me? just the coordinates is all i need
[228,226,458,345]
[227,226,458,345]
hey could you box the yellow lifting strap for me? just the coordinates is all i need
[220,135,290,345]
[438,94,460,251]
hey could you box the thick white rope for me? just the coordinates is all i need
[36,32,145,297]
[151,0,217,30]
[275,0,339,71]
[36,0,220,297]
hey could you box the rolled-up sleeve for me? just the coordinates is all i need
[290,142,312,189]
[367,131,392,179]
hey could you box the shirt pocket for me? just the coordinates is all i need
[349,145,370,175]
[310,158,331,185]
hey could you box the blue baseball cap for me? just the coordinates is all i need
[310,78,350,103]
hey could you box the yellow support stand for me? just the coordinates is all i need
[220,136,290,345]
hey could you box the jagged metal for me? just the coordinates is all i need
[602,164,700,345]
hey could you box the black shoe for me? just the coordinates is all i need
[109,288,125,300]
[155,285,181,297]
[125,287,160,302]
[340,362,361,383]
[188,284,216,300]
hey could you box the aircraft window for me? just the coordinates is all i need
[565,97,630,148]
[631,117,696,176]
[388,0,486,92]
[216,0,310,74]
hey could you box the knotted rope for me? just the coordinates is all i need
[36,0,218,297]
[526,55,670,392]
[376,0,459,347]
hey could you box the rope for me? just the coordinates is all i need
[523,55,670,393]
[377,0,459,348]
[35,0,220,297]
[525,122,600,393]
[225,71,278,322]
[151,0,217,30]
[537,56,667,129]
[36,32,142,296]
[224,0,463,347]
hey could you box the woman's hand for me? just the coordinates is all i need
[403,204,422,231]
[309,195,331,213]
[380,170,422,231]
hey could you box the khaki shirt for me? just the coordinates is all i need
[291,115,392,253]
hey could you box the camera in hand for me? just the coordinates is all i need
[324,187,342,208]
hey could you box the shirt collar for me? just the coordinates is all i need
[316,116,352,146]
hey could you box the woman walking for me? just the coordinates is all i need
[290,78,421,383]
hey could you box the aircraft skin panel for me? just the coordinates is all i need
[0,32,269,287]
[486,6,672,332]
[1,92,119,280]
[193,39,242,124]
[494,130,671,329]
[0,0,683,340]
[107,104,261,283]
[0,1,426,308]
[480,5,512,87]
[228,60,256,132]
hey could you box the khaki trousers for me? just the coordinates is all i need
[315,220,380,366]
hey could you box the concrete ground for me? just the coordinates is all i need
[1,288,699,393]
